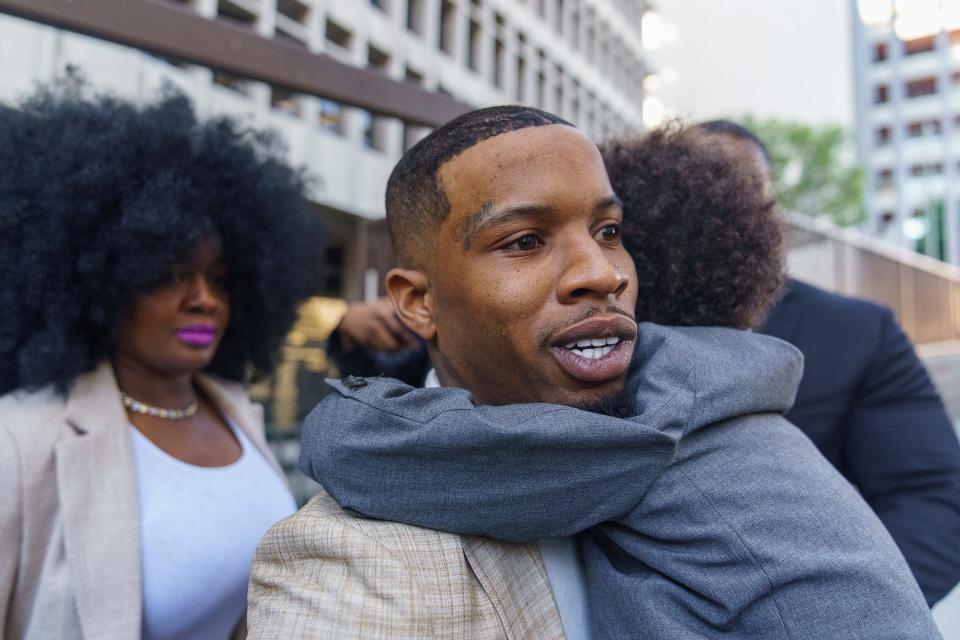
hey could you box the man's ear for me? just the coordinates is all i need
[386,268,436,341]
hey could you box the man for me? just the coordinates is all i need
[248,109,938,638]
[329,119,960,608]
[696,120,960,606]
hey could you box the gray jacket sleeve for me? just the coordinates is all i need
[300,378,678,542]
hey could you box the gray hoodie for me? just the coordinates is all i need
[301,324,939,639]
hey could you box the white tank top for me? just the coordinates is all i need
[129,419,296,640]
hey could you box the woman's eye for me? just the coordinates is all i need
[505,234,542,252]
[597,224,620,242]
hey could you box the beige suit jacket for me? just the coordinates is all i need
[0,361,284,640]
[248,491,567,639]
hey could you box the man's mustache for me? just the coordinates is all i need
[540,306,638,348]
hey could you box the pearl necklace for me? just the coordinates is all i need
[121,392,199,420]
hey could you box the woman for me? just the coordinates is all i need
[0,78,323,639]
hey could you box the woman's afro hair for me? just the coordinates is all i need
[601,123,785,330]
[0,76,324,394]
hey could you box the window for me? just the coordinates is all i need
[277,0,309,23]
[439,0,457,55]
[876,168,894,189]
[367,45,390,73]
[270,86,301,116]
[212,70,250,95]
[555,66,565,115]
[468,19,482,72]
[875,126,892,145]
[570,4,580,50]
[407,0,425,34]
[910,162,944,177]
[318,100,344,136]
[494,35,506,89]
[906,76,937,98]
[874,84,889,104]
[873,42,888,62]
[217,0,256,27]
[516,52,527,101]
[325,19,352,51]
[370,0,388,12]
[907,119,941,137]
[904,36,935,56]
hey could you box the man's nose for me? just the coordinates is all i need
[557,237,629,304]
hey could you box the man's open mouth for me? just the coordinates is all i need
[562,336,622,359]
[549,315,637,383]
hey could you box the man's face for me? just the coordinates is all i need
[424,125,638,407]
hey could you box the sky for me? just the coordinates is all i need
[651,0,855,128]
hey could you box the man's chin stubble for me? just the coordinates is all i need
[569,387,635,418]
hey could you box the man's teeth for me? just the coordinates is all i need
[563,336,620,359]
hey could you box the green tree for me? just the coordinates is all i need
[740,116,865,227]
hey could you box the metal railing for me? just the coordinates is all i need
[784,211,960,346]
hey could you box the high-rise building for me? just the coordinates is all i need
[851,0,960,264]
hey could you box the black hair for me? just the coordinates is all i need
[695,119,772,166]
[385,105,572,266]
[602,123,784,329]
[0,76,324,395]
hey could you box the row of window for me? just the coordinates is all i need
[213,0,643,126]
[871,30,960,62]
[873,73,960,104]
[873,115,960,145]
[875,161,959,189]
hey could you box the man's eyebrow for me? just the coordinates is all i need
[454,201,550,251]
[454,194,623,251]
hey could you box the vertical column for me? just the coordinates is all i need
[889,14,907,249]
[937,26,959,264]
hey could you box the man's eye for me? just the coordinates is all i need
[597,224,620,242]
[504,234,542,252]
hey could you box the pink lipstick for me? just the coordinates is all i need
[175,324,217,347]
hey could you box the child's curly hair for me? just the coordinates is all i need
[602,123,785,330]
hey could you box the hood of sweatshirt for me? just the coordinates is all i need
[298,323,803,541]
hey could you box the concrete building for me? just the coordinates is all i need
[852,0,960,265]
[0,0,649,298]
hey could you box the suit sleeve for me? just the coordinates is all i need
[246,505,431,640]
[0,423,21,635]
[843,309,960,605]
[302,379,678,542]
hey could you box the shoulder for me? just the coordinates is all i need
[783,280,892,327]
[248,490,472,639]
[0,384,68,443]
[256,490,464,567]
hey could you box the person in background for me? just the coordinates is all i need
[694,119,960,607]
[0,77,323,639]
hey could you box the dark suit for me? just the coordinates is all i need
[759,278,960,605]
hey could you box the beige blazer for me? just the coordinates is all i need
[247,490,567,639]
[0,361,285,640]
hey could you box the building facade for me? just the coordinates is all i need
[852,0,960,265]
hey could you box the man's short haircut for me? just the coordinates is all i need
[385,105,572,266]
[695,120,771,166]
